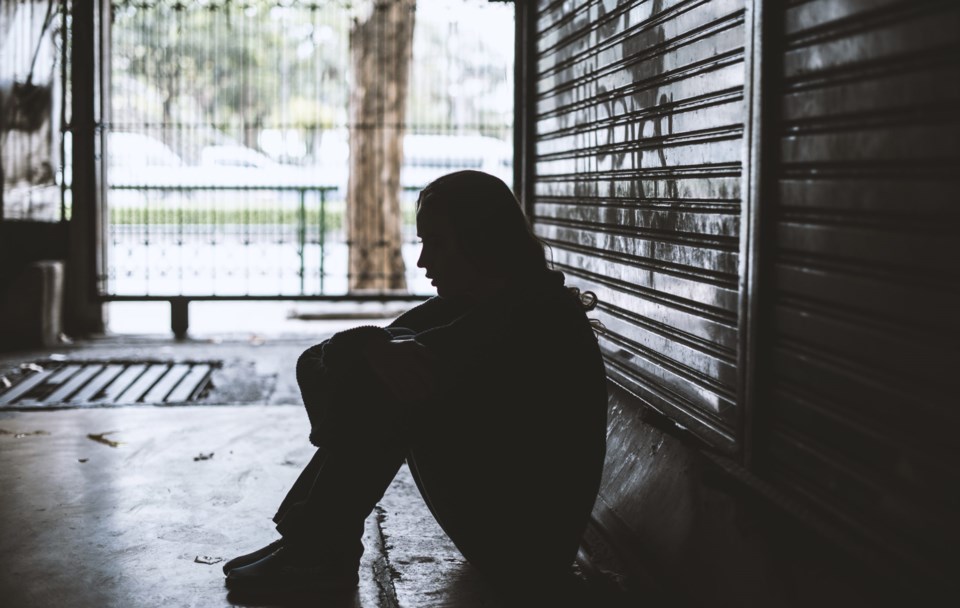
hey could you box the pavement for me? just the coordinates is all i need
[0,311,612,608]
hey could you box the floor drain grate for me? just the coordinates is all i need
[0,359,222,408]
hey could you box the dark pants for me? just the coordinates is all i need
[272,344,405,567]
[274,343,592,590]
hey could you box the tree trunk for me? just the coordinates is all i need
[347,0,415,293]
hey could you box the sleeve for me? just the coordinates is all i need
[319,325,397,373]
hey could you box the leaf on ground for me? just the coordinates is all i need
[1,429,49,438]
[87,432,122,448]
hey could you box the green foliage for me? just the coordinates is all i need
[109,204,345,231]
[111,0,351,153]
[110,0,514,155]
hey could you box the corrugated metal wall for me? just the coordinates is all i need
[760,0,959,578]
[528,0,958,585]
[531,0,748,451]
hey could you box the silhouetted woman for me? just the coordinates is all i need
[223,170,608,598]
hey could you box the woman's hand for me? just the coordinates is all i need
[364,337,438,402]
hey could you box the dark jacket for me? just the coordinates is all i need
[300,270,608,577]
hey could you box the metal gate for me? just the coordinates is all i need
[758,0,959,583]
[528,0,748,451]
[103,0,514,300]
[523,0,960,588]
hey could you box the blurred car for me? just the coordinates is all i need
[98,131,513,205]
[314,129,514,196]
[401,133,512,189]
[98,132,186,207]
[109,132,184,171]
[199,144,281,170]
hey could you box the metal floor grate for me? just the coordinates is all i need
[0,359,221,408]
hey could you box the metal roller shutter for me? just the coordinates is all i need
[761,0,960,577]
[531,0,748,450]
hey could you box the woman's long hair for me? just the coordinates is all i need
[417,170,548,281]
[418,170,603,330]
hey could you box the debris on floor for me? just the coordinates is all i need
[194,555,224,565]
[193,452,214,461]
[87,432,122,447]
[0,429,49,438]
[78,458,89,463]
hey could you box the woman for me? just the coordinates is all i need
[224,170,608,597]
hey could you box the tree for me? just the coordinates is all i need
[346,0,415,293]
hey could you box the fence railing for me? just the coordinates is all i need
[105,183,430,300]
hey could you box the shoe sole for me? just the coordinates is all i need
[221,540,284,575]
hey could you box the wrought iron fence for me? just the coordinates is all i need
[107,183,428,296]
[105,0,514,298]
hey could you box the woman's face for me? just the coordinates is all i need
[416,198,496,301]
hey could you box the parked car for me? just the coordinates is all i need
[313,129,514,196]
[199,144,281,170]
[401,133,513,189]
[109,132,184,171]
[98,131,512,205]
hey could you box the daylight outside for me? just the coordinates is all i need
[104,0,514,301]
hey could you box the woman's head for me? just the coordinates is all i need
[416,170,547,300]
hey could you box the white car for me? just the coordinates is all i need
[401,133,513,189]
[313,129,514,196]
[101,132,512,204]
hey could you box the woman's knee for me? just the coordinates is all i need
[296,343,327,386]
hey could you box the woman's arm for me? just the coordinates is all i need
[363,337,439,403]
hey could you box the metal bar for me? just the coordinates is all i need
[115,363,168,403]
[68,364,125,403]
[44,364,105,404]
[102,294,430,302]
[96,0,111,298]
[66,0,105,334]
[109,185,340,193]
[141,363,191,403]
[165,364,214,403]
[43,364,83,386]
[15,365,83,406]
[738,0,783,471]
[59,0,68,223]
[320,187,327,293]
[0,368,58,406]
[95,364,147,403]
[299,188,306,295]
[171,298,189,339]
[515,0,537,218]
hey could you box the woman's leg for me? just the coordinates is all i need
[405,423,594,596]
[227,352,407,590]
[271,429,405,565]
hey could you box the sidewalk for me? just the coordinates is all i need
[0,330,603,607]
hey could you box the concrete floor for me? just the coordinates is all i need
[0,330,609,608]
[0,403,505,608]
